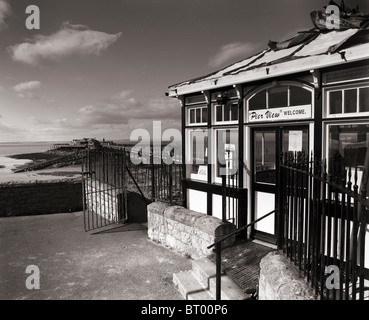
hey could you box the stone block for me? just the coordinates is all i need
[259,252,316,300]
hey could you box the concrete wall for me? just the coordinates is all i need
[258,251,317,300]
[0,179,82,217]
[147,201,236,259]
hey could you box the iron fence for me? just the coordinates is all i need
[279,152,369,300]
[82,146,184,231]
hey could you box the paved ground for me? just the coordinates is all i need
[0,211,192,300]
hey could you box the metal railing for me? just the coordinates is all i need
[280,152,369,300]
[207,208,277,300]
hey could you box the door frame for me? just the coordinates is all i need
[250,124,310,244]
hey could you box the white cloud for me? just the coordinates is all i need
[26,91,181,142]
[0,0,11,31]
[12,80,41,99]
[77,92,181,126]
[12,80,41,92]
[8,21,122,66]
[208,41,260,69]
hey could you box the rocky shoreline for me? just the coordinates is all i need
[0,149,83,185]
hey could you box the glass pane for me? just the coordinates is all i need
[201,107,208,123]
[231,104,238,121]
[290,86,312,106]
[254,131,276,184]
[217,129,238,177]
[190,109,195,123]
[249,90,266,111]
[329,91,342,114]
[268,86,288,108]
[282,128,309,156]
[216,105,222,122]
[359,87,369,112]
[189,130,208,178]
[224,104,231,121]
[185,95,206,105]
[328,124,369,195]
[344,89,357,113]
[196,108,201,123]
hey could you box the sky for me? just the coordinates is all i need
[0,0,368,143]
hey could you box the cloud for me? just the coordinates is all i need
[8,21,122,66]
[77,91,181,126]
[12,80,41,92]
[208,41,260,69]
[0,0,11,31]
[26,91,181,142]
[12,80,41,99]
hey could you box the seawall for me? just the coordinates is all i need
[0,178,83,217]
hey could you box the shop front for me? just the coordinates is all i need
[167,13,369,245]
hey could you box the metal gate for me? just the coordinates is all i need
[82,147,128,231]
[82,146,184,231]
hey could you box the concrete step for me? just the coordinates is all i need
[209,274,249,300]
[191,257,218,289]
[174,257,250,300]
[173,270,213,300]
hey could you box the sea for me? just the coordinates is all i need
[0,141,67,174]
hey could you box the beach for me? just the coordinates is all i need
[0,148,82,184]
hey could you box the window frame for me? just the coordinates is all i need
[245,82,314,123]
[186,128,209,182]
[212,127,239,184]
[213,101,239,125]
[186,105,208,126]
[324,82,369,119]
[324,120,369,199]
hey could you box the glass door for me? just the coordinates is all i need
[251,125,309,243]
[252,128,278,242]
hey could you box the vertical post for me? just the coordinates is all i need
[169,163,173,205]
[351,167,359,300]
[215,242,222,300]
[222,175,226,223]
[123,148,128,221]
[151,147,155,202]
[359,170,368,300]
[278,152,284,250]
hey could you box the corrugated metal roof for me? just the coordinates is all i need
[168,7,369,97]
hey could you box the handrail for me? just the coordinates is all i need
[207,208,277,300]
[207,209,277,250]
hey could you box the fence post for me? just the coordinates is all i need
[222,174,226,223]
[278,152,284,250]
[215,242,222,300]
[169,164,173,205]
[151,147,155,202]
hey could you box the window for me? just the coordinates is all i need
[268,87,288,108]
[327,86,369,116]
[215,129,238,181]
[188,106,207,125]
[249,90,266,110]
[290,86,312,106]
[214,102,239,123]
[254,131,276,185]
[328,123,369,195]
[248,85,312,111]
[187,129,208,181]
[329,91,342,114]
[359,87,369,112]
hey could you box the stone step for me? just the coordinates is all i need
[209,274,250,300]
[173,270,214,300]
[174,257,250,300]
[191,257,218,289]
